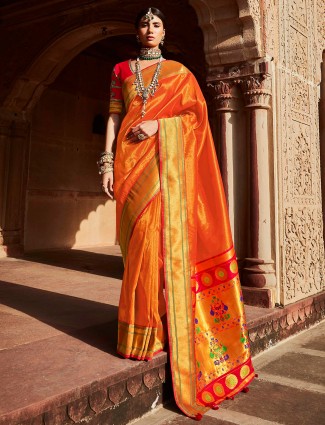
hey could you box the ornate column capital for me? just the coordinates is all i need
[239,75,272,109]
[207,59,273,110]
[207,80,237,112]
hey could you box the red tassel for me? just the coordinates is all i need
[212,404,219,410]
[242,387,249,393]
[195,413,203,421]
[255,373,259,378]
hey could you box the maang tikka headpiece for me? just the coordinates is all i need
[144,8,155,21]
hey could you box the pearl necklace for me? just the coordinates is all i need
[134,57,162,117]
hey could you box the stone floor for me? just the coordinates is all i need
[0,246,324,425]
[133,320,325,425]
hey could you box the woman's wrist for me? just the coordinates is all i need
[97,151,114,175]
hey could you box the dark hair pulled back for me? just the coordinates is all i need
[134,7,166,28]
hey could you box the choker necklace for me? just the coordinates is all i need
[139,47,162,60]
[134,57,162,117]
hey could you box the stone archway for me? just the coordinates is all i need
[0,0,264,259]
[3,21,133,114]
[0,20,134,256]
[2,0,264,115]
[190,0,263,69]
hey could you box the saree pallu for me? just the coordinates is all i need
[114,60,255,418]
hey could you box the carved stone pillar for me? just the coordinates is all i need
[0,109,31,257]
[320,52,325,245]
[208,81,238,235]
[240,75,276,294]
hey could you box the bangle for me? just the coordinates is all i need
[98,163,114,175]
[100,151,114,158]
[97,151,114,174]
[98,155,114,166]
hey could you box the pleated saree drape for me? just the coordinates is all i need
[113,60,255,418]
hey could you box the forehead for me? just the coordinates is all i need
[140,15,163,24]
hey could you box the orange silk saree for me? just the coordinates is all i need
[113,60,255,419]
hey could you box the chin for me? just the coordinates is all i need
[142,41,159,48]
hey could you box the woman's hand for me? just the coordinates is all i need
[126,120,158,143]
[102,171,114,199]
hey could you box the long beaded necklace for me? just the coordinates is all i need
[134,56,162,117]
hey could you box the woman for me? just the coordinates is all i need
[99,7,255,420]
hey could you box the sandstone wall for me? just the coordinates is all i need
[25,52,116,251]
[269,0,325,303]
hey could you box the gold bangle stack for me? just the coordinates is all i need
[97,151,114,175]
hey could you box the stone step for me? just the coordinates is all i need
[0,248,324,425]
[1,293,323,425]
[0,320,171,425]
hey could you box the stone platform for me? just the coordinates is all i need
[133,320,325,425]
[0,246,324,425]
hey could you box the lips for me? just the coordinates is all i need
[147,36,155,40]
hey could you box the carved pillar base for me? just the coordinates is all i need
[241,286,273,308]
[238,256,276,307]
[241,258,276,288]
[0,229,24,257]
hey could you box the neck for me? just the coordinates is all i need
[141,46,160,50]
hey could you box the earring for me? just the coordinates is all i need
[136,35,140,43]
[160,35,165,46]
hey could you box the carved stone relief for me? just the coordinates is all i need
[292,121,312,197]
[263,0,277,57]
[289,0,307,26]
[291,77,309,115]
[284,207,324,302]
[277,0,325,304]
[315,0,325,83]
[289,27,308,79]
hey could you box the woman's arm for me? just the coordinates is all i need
[102,113,121,198]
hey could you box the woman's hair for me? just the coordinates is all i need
[134,7,166,28]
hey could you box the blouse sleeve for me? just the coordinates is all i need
[109,65,123,114]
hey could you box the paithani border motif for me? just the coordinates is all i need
[159,117,207,418]
[197,357,255,406]
[193,248,238,294]
[192,249,255,407]
[117,320,164,361]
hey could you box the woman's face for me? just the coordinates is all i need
[137,15,165,49]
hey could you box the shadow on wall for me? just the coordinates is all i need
[24,45,118,252]
[25,195,116,252]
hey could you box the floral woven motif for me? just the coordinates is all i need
[192,251,255,405]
